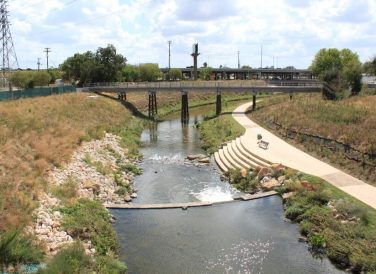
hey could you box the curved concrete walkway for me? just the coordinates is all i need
[232,101,376,209]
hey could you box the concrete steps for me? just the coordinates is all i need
[214,151,228,172]
[239,137,272,166]
[223,146,243,169]
[214,135,272,172]
[230,140,259,168]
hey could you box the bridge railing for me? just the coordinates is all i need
[87,80,323,90]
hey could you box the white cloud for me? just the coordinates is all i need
[5,0,376,69]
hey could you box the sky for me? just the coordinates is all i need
[8,0,376,70]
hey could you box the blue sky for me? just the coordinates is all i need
[9,0,376,69]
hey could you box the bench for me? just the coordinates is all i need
[258,140,269,149]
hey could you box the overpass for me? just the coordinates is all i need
[87,80,324,122]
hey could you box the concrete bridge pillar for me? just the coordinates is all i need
[148,91,157,119]
[181,91,189,123]
[118,93,127,101]
[216,91,222,116]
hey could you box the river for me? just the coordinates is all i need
[111,105,343,274]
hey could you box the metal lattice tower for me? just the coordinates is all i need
[0,0,18,85]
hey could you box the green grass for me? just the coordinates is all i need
[198,98,255,154]
[50,177,78,204]
[59,199,126,273]
[278,170,376,272]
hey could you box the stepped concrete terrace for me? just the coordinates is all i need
[214,101,376,209]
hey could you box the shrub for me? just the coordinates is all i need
[51,177,78,203]
[299,220,313,236]
[119,163,142,175]
[309,234,325,249]
[60,199,118,255]
[285,205,306,221]
[37,242,92,274]
[0,230,43,272]
[94,253,127,274]
[334,199,370,225]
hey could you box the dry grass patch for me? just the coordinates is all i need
[250,94,376,184]
[0,93,138,231]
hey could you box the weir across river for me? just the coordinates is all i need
[104,191,278,210]
[87,80,324,122]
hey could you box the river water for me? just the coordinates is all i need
[111,106,343,274]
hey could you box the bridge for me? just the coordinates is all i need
[86,80,324,122]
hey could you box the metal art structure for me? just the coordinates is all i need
[191,43,199,80]
[0,0,18,86]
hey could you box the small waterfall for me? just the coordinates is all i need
[193,185,238,203]
[148,153,185,165]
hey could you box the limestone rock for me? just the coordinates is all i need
[271,163,285,172]
[130,193,138,199]
[261,178,279,191]
[197,157,210,164]
[282,192,295,201]
[186,154,206,161]
[257,167,271,180]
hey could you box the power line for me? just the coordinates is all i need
[44,47,51,70]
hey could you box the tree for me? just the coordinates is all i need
[94,44,127,82]
[199,67,213,80]
[121,65,140,82]
[139,63,162,81]
[363,57,376,76]
[33,71,52,86]
[167,68,182,80]
[310,48,362,98]
[60,45,126,85]
[10,71,51,89]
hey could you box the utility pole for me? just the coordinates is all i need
[273,56,274,68]
[44,47,51,71]
[260,44,263,68]
[37,58,41,71]
[168,40,171,80]
[0,0,19,87]
[237,51,240,69]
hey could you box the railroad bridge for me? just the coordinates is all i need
[87,80,324,122]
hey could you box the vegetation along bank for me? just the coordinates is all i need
[199,95,376,272]
[0,90,253,273]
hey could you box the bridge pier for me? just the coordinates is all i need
[216,91,222,116]
[118,93,127,101]
[252,94,256,111]
[148,91,157,119]
[181,91,189,123]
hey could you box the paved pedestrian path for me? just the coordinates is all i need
[231,101,376,209]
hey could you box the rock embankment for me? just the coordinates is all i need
[27,133,141,255]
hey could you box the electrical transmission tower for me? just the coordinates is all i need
[0,0,18,87]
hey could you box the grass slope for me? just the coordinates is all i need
[250,94,376,185]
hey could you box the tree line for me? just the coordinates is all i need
[8,44,376,98]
